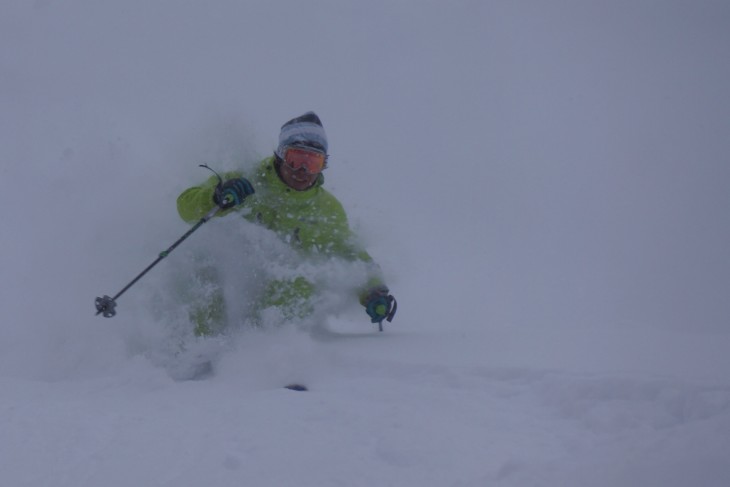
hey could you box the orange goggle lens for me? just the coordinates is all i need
[283,147,326,173]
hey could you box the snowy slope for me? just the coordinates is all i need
[2,325,729,487]
[2,1,730,486]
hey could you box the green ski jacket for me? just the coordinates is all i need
[177,157,376,266]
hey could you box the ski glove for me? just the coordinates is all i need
[214,178,255,209]
[361,285,397,324]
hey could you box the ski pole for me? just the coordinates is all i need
[95,204,221,317]
[95,164,228,318]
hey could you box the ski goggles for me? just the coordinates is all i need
[282,146,327,174]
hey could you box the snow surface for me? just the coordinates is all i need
[2,1,730,486]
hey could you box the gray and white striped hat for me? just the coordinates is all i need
[277,111,328,158]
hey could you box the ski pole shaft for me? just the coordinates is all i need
[95,205,221,317]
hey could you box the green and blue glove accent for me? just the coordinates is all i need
[214,178,255,209]
[361,285,397,325]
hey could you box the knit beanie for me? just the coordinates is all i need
[277,111,328,158]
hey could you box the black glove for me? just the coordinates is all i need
[362,286,397,324]
[213,178,255,209]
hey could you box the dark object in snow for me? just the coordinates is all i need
[284,384,308,391]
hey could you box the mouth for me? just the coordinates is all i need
[291,170,315,182]
[291,174,309,182]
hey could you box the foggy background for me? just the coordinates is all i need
[2,1,730,486]
[1,0,729,371]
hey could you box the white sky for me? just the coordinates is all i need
[1,0,729,356]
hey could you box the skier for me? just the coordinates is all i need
[176,112,396,335]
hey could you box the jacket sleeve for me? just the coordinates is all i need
[317,194,371,262]
[176,172,243,223]
[320,195,388,296]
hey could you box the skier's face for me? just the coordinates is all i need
[282,146,326,173]
[278,159,320,191]
[278,146,325,191]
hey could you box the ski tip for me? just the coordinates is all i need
[284,383,308,392]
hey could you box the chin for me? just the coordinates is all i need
[293,177,316,187]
